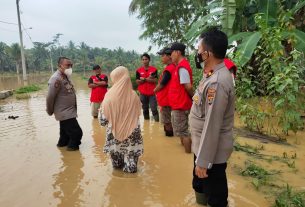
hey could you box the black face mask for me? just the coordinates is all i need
[194,52,203,69]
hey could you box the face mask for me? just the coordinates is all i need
[64,68,73,76]
[194,52,204,69]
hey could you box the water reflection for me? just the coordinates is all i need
[52,150,84,207]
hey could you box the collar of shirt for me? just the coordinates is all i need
[205,62,226,78]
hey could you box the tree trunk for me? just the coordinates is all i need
[16,62,19,75]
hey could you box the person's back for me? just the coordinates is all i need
[100,66,143,173]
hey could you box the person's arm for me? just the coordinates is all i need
[46,78,61,115]
[195,83,228,170]
[179,68,193,97]
[146,71,158,83]
[93,76,108,86]
[184,83,194,97]
[88,77,98,88]
[154,71,171,93]
[136,71,145,85]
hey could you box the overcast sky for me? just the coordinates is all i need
[0,0,155,53]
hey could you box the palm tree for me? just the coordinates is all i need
[8,43,21,75]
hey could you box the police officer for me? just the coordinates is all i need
[190,29,235,207]
[136,53,159,121]
[46,57,83,151]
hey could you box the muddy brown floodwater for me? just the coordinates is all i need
[0,74,304,207]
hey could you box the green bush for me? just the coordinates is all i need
[15,85,41,94]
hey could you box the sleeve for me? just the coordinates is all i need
[88,77,93,85]
[99,112,109,126]
[150,71,158,78]
[179,68,190,84]
[136,71,141,80]
[160,71,171,86]
[46,78,61,116]
[195,82,228,169]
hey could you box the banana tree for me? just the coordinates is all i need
[229,0,305,66]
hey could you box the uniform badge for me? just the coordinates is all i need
[193,94,200,105]
[206,70,214,78]
[54,80,60,88]
[207,88,216,105]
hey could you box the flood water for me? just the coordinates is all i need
[0,74,304,207]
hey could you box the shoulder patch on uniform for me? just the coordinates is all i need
[207,88,216,105]
[54,79,61,88]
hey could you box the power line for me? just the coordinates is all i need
[21,23,34,45]
[19,5,34,45]
[0,20,18,25]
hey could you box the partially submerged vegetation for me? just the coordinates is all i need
[15,84,41,94]
[234,138,304,206]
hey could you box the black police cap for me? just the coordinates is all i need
[157,47,172,55]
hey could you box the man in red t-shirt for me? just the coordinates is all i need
[88,65,108,118]
[136,53,159,121]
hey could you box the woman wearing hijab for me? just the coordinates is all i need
[100,66,143,173]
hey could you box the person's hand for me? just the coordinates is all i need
[195,166,208,178]
[140,77,145,81]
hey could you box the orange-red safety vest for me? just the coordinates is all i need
[137,66,157,96]
[156,63,175,107]
[89,74,108,103]
[168,58,193,110]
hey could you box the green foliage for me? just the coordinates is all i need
[130,73,138,90]
[241,161,279,189]
[274,184,305,207]
[236,98,268,133]
[234,141,264,154]
[15,84,41,94]
[0,39,161,75]
[129,0,206,47]
[234,6,305,137]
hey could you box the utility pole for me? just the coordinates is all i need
[49,50,54,73]
[16,0,27,81]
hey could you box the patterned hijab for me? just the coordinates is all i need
[101,66,141,141]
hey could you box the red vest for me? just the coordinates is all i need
[224,58,237,78]
[168,58,193,110]
[90,74,108,102]
[137,66,157,96]
[156,63,175,107]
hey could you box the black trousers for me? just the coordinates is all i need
[192,154,228,207]
[140,94,158,117]
[58,118,83,148]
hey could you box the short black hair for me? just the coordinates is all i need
[170,42,186,56]
[141,53,150,60]
[199,28,228,59]
[57,57,70,65]
[93,65,101,70]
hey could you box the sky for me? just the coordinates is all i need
[0,0,155,53]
